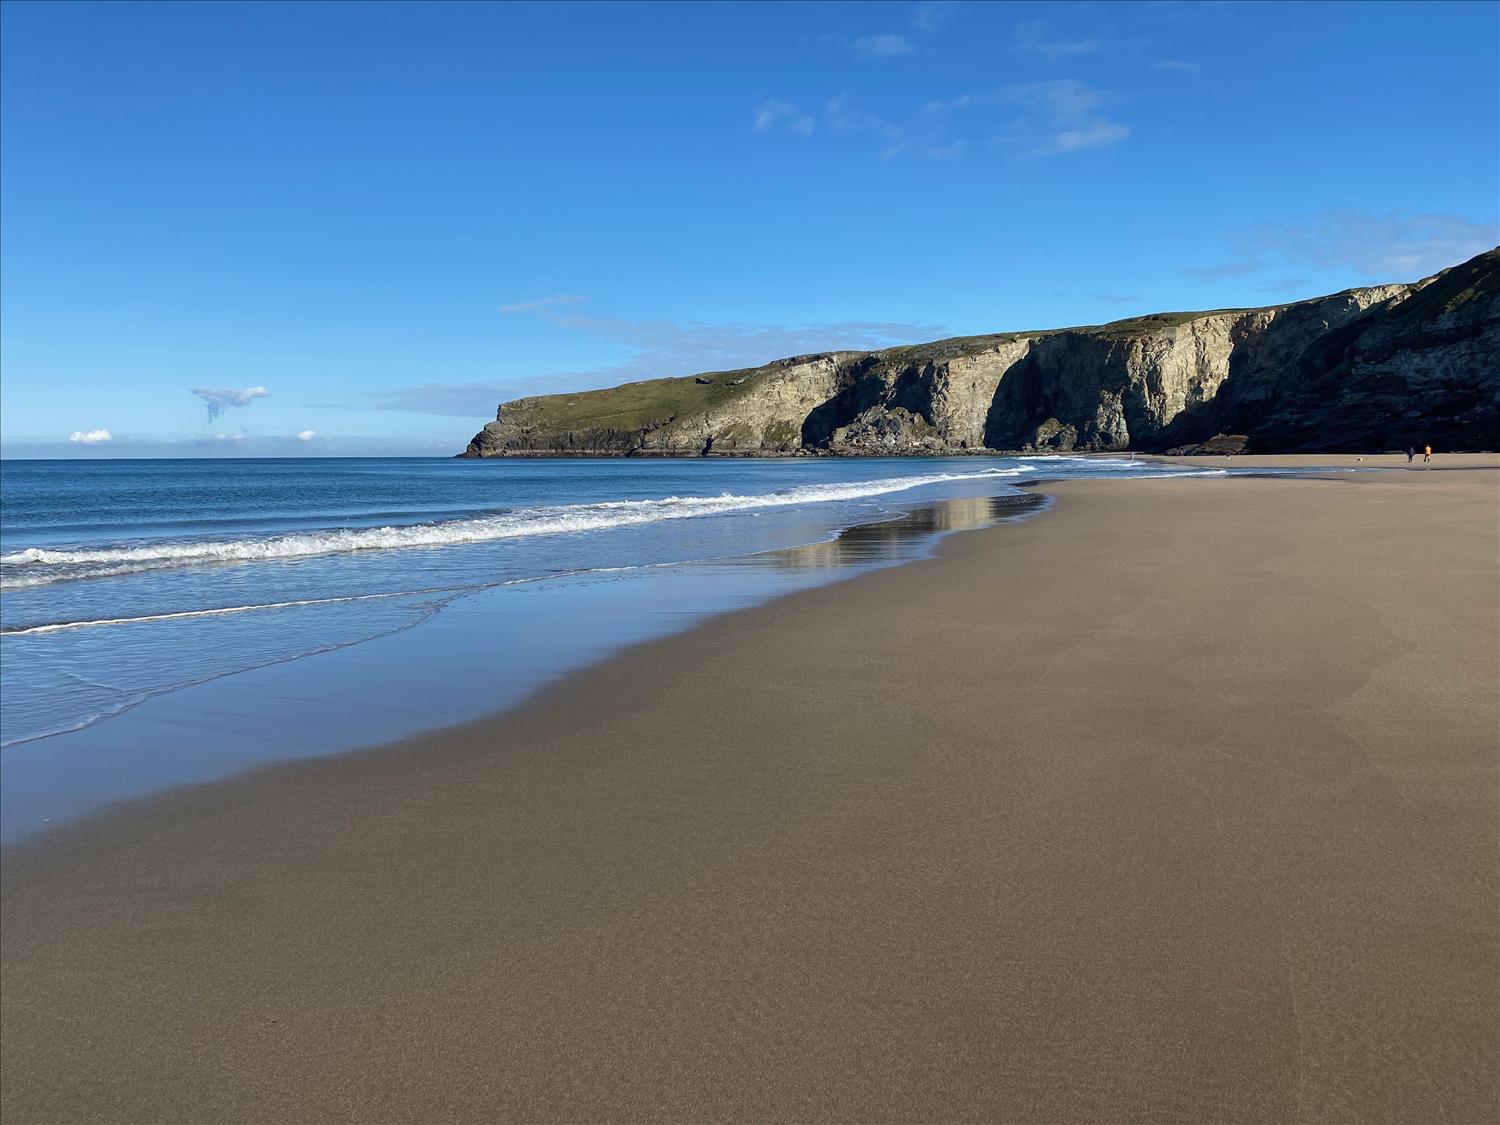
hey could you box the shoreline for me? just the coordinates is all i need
[0,480,1048,843]
[3,457,1497,1122]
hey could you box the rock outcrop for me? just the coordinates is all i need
[462,249,1499,456]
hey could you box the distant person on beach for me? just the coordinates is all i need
[1424,444,1433,463]
[1407,446,1416,462]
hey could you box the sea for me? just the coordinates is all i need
[0,454,1247,839]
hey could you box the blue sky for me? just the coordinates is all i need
[2,0,1496,457]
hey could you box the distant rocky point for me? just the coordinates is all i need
[462,248,1499,457]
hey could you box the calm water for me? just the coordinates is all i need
[1,454,1233,838]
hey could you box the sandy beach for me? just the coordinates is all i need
[3,455,1496,1124]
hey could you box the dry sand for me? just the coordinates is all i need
[3,456,1497,1123]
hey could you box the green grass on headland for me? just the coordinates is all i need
[501,366,765,432]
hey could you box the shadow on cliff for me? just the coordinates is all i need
[983,335,1139,452]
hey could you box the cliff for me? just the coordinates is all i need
[462,248,1499,457]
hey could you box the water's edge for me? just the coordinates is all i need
[0,486,1051,845]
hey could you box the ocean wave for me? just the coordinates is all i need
[0,468,1030,589]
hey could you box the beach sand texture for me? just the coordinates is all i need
[3,458,1497,1123]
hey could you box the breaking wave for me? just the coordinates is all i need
[0,467,1030,589]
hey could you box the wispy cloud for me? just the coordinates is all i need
[1007,80,1129,157]
[753,100,815,135]
[1045,120,1129,154]
[374,301,949,417]
[1183,261,1263,282]
[854,33,914,58]
[1154,59,1201,74]
[924,94,973,113]
[920,80,1127,158]
[1016,19,1100,62]
[824,92,905,144]
[1087,292,1144,304]
[910,1,955,32]
[297,429,317,441]
[497,294,587,315]
[1186,210,1498,285]
[68,428,112,444]
[1008,79,1106,121]
[1139,0,1233,26]
[1248,210,1498,278]
[924,141,965,159]
[190,385,269,422]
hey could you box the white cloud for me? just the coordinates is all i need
[753,100,815,135]
[214,432,246,441]
[497,295,587,315]
[854,33,914,58]
[1016,20,1099,62]
[1007,80,1129,157]
[1009,79,1104,119]
[297,430,317,441]
[910,2,955,32]
[893,81,1127,161]
[1035,38,1100,61]
[822,93,905,144]
[1044,120,1131,154]
[925,141,965,159]
[1155,59,1202,74]
[925,94,973,113]
[68,428,112,444]
[191,385,269,422]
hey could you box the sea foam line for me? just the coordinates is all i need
[0,590,421,636]
[0,468,1031,588]
[0,561,662,635]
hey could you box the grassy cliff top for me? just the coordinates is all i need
[499,364,768,432]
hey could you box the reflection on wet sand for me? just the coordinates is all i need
[755,492,1045,570]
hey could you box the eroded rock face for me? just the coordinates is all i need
[463,249,1499,456]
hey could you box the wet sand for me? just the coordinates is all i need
[3,455,1497,1123]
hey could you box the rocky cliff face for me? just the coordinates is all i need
[463,249,1499,457]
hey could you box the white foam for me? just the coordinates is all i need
[0,590,421,635]
[1017,455,1154,469]
[0,468,1030,589]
